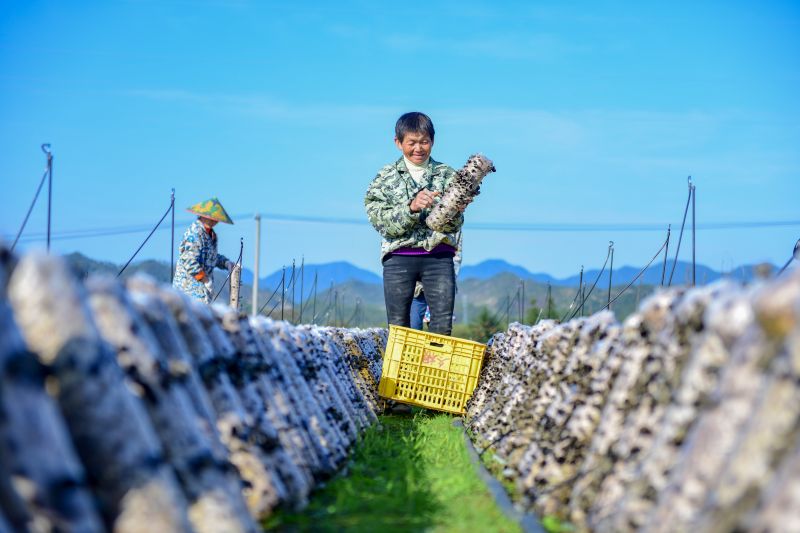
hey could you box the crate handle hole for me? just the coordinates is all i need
[430,342,445,347]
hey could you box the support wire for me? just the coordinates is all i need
[601,235,670,311]
[118,197,174,277]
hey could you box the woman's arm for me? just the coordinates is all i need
[364,176,421,239]
[215,253,231,270]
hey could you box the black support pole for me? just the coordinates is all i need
[290,259,296,323]
[581,283,586,316]
[546,282,552,319]
[691,183,696,286]
[312,272,318,323]
[661,224,671,286]
[43,144,53,253]
[607,244,615,310]
[299,256,305,323]
[170,188,175,283]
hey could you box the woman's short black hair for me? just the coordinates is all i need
[395,112,435,142]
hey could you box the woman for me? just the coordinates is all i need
[173,197,234,303]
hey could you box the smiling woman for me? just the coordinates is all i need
[396,132,433,166]
[365,112,465,336]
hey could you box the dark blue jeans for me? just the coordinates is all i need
[410,291,427,330]
[382,253,455,335]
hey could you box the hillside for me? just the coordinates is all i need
[63,252,759,329]
[461,258,770,286]
[240,261,382,289]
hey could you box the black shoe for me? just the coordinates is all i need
[390,402,413,414]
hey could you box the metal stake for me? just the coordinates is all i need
[546,282,552,319]
[252,214,261,316]
[334,289,338,327]
[312,271,318,323]
[11,149,51,252]
[581,283,586,316]
[42,144,53,252]
[299,256,305,323]
[290,259,296,323]
[607,243,615,310]
[691,182,696,286]
[661,224,671,286]
[281,267,285,321]
[170,189,175,283]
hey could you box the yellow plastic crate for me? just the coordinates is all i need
[378,325,487,415]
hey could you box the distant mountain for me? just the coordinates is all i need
[60,251,777,331]
[459,259,556,283]
[459,258,769,287]
[241,261,382,292]
[555,261,767,287]
[65,250,772,294]
[65,252,172,283]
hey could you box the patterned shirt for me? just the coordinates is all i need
[173,219,230,303]
[364,157,463,260]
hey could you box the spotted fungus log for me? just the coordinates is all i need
[0,257,103,532]
[425,153,495,233]
[467,268,800,532]
[0,246,385,528]
[86,275,256,533]
[6,252,192,531]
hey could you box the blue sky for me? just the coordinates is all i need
[2,0,798,278]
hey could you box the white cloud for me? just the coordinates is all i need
[124,88,800,189]
[125,88,398,123]
[381,32,588,61]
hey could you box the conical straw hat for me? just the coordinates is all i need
[186,197,234,224]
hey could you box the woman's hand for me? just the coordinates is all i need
[409,189,440,213]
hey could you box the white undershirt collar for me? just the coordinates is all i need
[404,156,429,184]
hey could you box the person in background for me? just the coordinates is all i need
[173,197,235,303]
[410,232,462,330]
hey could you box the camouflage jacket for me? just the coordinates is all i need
[364,157,464,259]
[173,219,230,303]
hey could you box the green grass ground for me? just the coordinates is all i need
[265,410,521,532]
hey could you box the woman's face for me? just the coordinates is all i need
[200,217,218,229]
[395,131,433,165]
